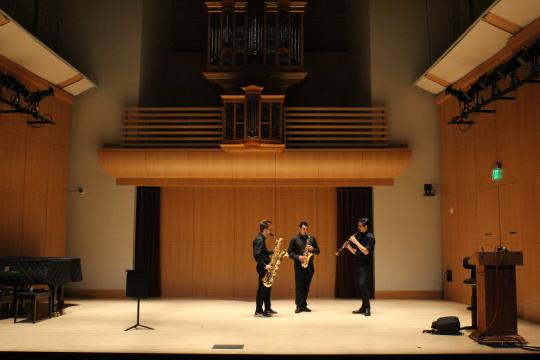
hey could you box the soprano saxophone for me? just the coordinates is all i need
[335,235,354,256]
[301,235,314,268]
[262,236,288,288]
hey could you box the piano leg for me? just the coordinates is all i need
[57,286,65,314]
[50,285,59,316]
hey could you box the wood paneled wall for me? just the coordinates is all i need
[0,61,72,257]
[161,187,337,298]
[439,84,540,322]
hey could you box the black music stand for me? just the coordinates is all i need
[125,270,154,331]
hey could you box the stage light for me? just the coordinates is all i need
[466,83,480,100]
[448,114,473,125]
[26,87,54,104]
[477,74,490,90]
[449,38,540,128]
[1,73,29,95]
[515,49,528,66]
[446,86,472,104]
[0,72,55,126]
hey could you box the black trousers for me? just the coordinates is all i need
[294,264,314,308]
[256,268,272,312]
[353,265,371,310]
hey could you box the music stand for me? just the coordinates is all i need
[125,270,154,331]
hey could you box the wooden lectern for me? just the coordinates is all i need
[469,251,523,343]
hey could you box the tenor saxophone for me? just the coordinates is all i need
[301,235,314,268]
[262,237,288,288]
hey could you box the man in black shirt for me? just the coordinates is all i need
[346,217,375,316]
[253,219,277,317]
[288,221,320,313]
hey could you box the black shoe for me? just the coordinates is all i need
[352,308,364,314]
[266,308,277,314]
[254,311,271,317]
[295,307,303,313]
[302,306,311,312]
[363,309,371,316]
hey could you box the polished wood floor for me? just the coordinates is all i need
[0,299,538,356]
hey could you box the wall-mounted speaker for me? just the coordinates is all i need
[424,183,435,197]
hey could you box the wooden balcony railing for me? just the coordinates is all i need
[285,107,388,148]
[122,107,223,148]
[120,106,388,148]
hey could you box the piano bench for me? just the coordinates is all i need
[0,287,13,319]
[14,290,52,323]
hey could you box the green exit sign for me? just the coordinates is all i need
[492,163,503,181]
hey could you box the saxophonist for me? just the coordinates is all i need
[253,219,277,317]
[288,221,320,313]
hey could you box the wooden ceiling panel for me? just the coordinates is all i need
[415,0,540,95]
[0,9,95,96]
[429,21,511,85]
[490,0,540,27]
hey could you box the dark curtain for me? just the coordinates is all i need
[134,187,161,297]
[335,187,374,298]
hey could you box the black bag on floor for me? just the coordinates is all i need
[423,316,462,335]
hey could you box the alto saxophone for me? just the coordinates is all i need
[301,235,314,268]
[262,236,288,288]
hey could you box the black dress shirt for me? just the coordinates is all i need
[288,234,320,267]
[253,232,271,271]
[351,231,375,266]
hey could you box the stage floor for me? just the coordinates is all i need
[0,299,538,356]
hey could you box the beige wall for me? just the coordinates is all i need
[60,0,447,294]
[369,0,442,291]
[59,0,142,289]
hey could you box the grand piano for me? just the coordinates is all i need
[0,257,82,315]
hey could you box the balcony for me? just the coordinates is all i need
[99,104,410,187]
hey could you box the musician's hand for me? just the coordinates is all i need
[299,256,306,262]
[306,245,314,251]
[265,264,273,271]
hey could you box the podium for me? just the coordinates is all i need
[469,251,523,343]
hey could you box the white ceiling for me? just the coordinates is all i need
[414,0,540,94]
[0,9,96,96]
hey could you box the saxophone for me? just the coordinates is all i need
[262,236,288,288]
[335,235,354,256]
[301,235,314,268]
